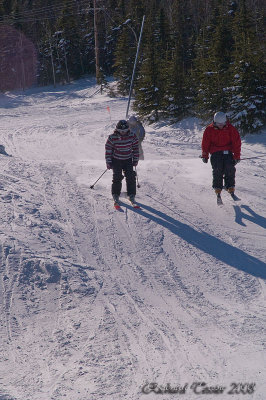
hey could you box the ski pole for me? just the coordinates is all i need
[199,155,265,160]
[135,167,140,188]
[90,169,108,189]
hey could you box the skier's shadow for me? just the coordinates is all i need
[233,205,266,229]
[129,201,266,280]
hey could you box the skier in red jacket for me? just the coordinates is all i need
[201,112,241,196]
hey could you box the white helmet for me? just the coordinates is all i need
[128,115,138,125]
[213,112,227,125]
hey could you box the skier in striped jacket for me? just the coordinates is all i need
[105,120,139,202]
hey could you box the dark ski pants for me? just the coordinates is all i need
[210,151,236,190]
[111,158,136,196]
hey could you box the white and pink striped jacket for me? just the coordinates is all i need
[105,130,139,164]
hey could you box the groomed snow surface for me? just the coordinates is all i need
[0,77,265,400]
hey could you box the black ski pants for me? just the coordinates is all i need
[111,158,136,196]
[210,151,236,190]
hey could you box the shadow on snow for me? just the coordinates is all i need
[123,200,266,280]
[233,204,266,229]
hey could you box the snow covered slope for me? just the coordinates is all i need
[0,78,265,400]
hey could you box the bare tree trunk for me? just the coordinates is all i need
[63,41,70,84]
[49,40,56,87]
[19,32,26,90]
[94,0,100,83]
[47,27,56,87]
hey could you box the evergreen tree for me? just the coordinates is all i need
[0,0,264,113]
[113,25,135,95]
[128,0,145,22]
[0,4,4,17]
[228,0,266,134]
[133,4,167,121]
[2,0,13,14]
[38,31,55,87]
[161,47,189,120]
[161,0,191,120]
[55,0,83,82]
[193,2,234,120]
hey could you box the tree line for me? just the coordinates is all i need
[0,0,265,133]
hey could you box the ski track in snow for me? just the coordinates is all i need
[0,78,266,400]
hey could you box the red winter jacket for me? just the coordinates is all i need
[201,122,241,160]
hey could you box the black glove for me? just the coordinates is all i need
[133,160,138,167]
[106,163,112,170]
[234,159,240,165]
[202,158,208,163]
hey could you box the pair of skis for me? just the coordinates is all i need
[114,198,140,211]
[217,191,240,205]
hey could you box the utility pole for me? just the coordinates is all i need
[93,0,100,83]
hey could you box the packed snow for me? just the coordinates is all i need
[0,77,265,400]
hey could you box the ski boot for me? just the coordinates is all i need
[226,187,240,201]
[127,194,135,203]
[214,188,223,205]
[112,194,120,203]
[113,194,122,210]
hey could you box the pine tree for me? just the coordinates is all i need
[133,4,167,121]
[113,25,135,95]
[228,0,266,134]
[55,0,83,82]
[0,0,264,98]
[128,0,145,21]
[2,0,14,16]
[193,3,234,120]
[161,0,192,120]
[0,3,4,17]
[161,48,189,121]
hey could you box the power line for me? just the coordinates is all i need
[0,10,95,25]
[0,2,104,24]
[0,0,86,20]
